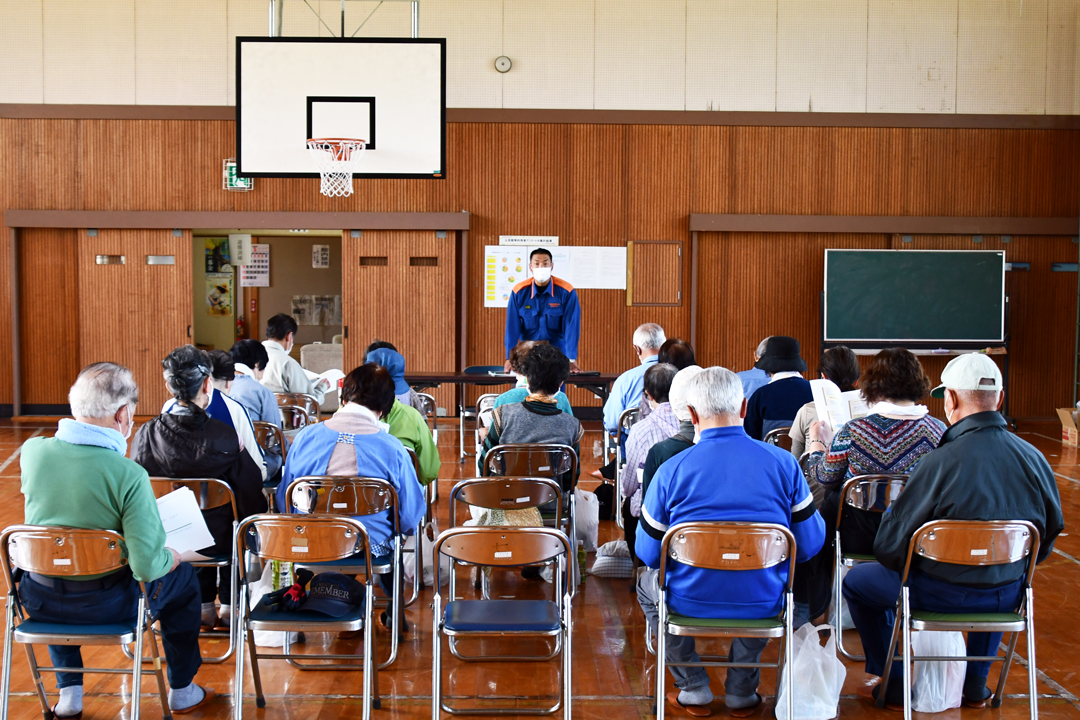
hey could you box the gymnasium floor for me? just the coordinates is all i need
[0,418,1077,720]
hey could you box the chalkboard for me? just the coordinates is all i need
[824,250,1005,343]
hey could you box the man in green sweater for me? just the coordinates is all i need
[17,363,212,717]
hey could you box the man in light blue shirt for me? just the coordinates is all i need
[736,336,771,401]
[603,323,665,433]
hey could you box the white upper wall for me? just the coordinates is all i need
[0,0,1077,113]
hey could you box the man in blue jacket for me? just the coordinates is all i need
[637,366,825,718]
[503,248,581,373]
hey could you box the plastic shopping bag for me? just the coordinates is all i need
[912,631,965,712]
[574,488,600,552]
[775,623,847,720]
[403,520,450,587]
[250,560,300,648]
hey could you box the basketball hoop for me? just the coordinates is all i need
[307,138,365,197]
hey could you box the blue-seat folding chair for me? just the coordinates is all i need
[481,443,580,596]
[614,407,641,531]
[0,525,172,720]
[877,519,1041,720]
[233,514,379,720]
[286,475,405,668]
[831,473,907,661]
[654,521,797,720]
[449,477,563,599]
[431,526,573,719]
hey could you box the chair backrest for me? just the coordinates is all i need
[464,365,505,375]
[903,519,1040,584]
[146,477,238,520]
[279,404,312,431]
[432,526,571,587]
[838,474,909,522]
[658,521,797,592]
[253,420,288,460]
[763,427,793,450]
[415,392,437,422]
[276,392,321,422]
[476,393,499,430]
[286,476,400,532]
[482,444,578,488]
[236,514,371,571]
[618,407,640,436]
[404,447,421,479]
[1,525,127,590]
[449,477,563,528]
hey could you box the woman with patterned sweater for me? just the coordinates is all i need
[806,348,947,560]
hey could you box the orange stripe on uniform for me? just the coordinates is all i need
[551,276,574,292]
[511,278,534,293]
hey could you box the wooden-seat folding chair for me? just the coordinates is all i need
[877,519,1041,720]
[654,521,797,720]
[832,473,908,661]
[275,392,321,423]
[403,447,423,608]
[233,514,380,720]
[481,443,580,595]
[252,420,288,509]
[449,477,563,598]
[431,526,573,719]
[614,407,641,530]
[278,405,312,434]
[286,475,406,669]
[762,427,793,451]
[458,366,506,461]
[415,391,440,501]
[0,526,172,720]
[474,393,500,457]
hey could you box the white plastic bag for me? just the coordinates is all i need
[403,520,450,587]
[775,623,847,720]
[574,489,600,552]
[249,560,300,648]
[912,631,965,712]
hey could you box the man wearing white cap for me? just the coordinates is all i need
[842,352,1064,710]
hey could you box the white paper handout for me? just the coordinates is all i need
[304,367,345,391]
[810,379,869,435]
[156,487,215,561]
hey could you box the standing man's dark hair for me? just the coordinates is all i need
[266,313,298,342]
[529,248,552,262]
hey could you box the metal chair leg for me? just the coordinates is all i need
[901,587,913,720]
[992,630,1020,707]
[877,595,903,709]
[656,589,667,720]
[131,597,146,720]
[1025,588,1038,720]
[431,593,442,720]
[785,592,795,720]
[143,597,173,720]
[21,642,51,718]
[563,592,573,720]
[233,586,248,720]
[248,626,267,708]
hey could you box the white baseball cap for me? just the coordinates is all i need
[930,353,1003,399]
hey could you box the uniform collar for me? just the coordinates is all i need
[699,426,749,440]
[531,280,553,299]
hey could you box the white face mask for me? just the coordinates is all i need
[531,267,552,284]
[943,391,956,426]
[118,406,134,440]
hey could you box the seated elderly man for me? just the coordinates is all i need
[735,337,770,401]
[636,367,824,717]
[278,363,426,630]
[844,353,1064,710]
[261,313,328,405]
[620,362,678,560]
[366,345,441,487]
[18,363,212,717]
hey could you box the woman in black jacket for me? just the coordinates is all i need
[131,345,266,629]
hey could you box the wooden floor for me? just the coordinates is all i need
[0,418,1078,720]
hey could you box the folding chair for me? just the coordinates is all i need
[253,420,288,509]
[877,519,1040,720]
[286,476,406,669]
[459,366,506,460]
[473,393,500,457]
[481,443,580,596]
[276,392,321,422]
[415,391,441,501]
[614,407,641,530]
[762,427,793,451]
[233,514,380,720]
[279,404,312,433]
[142,478,239,664]
[431,526,573,719]
[831,473,908,661]
[449,477,563,599]
[654,521,797,720]
[0,526,172,720]
[403,448,423,608]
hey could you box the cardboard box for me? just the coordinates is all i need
[1057,408,1078,447]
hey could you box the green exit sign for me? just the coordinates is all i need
[222,159,253,192]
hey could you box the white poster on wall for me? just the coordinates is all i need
[484,245,627,308]
[240,243,270,287]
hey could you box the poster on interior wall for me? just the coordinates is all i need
[483,245,570,308]
[240,244,270,287]
[205,237,232,274]
[291,295,316,325]
[206,276,233,316]
[312,245,331,269]
[313,295,342,325]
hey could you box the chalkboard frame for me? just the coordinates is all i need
[823,249,1006,344]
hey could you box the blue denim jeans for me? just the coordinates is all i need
[18,562,203,689]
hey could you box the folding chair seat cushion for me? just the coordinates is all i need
[248,605,367,626]
[842,552,876,563]
[443,599,561,633]
[14,618,141,641]
[666,612,785,636]
[910,610,1026,627]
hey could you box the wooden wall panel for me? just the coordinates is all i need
[1,118,1077,416]
[76,229,193,411]
[18,228,79,405]
[342,230,457,413]
[629,241,681,305]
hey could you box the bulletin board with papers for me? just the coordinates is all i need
[484,245,627,308]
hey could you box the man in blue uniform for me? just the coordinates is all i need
[503,248,582,373]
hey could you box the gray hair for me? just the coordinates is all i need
[685,366,744,420]
[955,388,1001,412]
[633,323,666,351]
[669,365,704,422]
[68,362,139,419]
[755,337,771,358]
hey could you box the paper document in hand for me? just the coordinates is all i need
[303,367,345,390]
[810,379,869,434]
[156,486,215,556]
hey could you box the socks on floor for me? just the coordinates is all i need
[54,685,83,718]
[679,685,714,707]
[168,683,206,712]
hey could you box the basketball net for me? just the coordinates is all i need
[307,138,365,197]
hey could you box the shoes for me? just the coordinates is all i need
[869,683,904,712]
[665,690,712,717]
[962,685,993,709]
